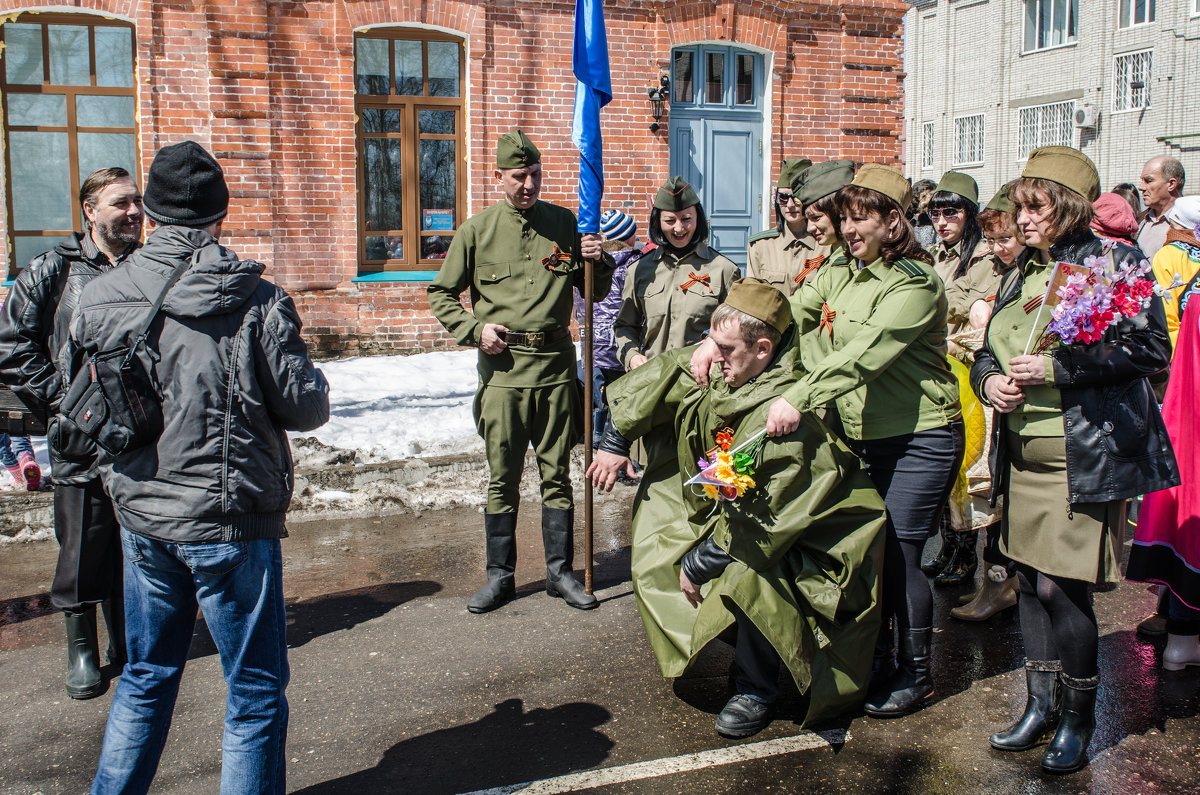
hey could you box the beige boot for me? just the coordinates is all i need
[1163,634,1200,671]
[950,565,1017,621]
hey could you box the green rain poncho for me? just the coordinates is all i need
[606,339,886,725]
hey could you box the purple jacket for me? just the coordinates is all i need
[575,248,638,370]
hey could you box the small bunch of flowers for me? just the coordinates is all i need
[688,427,765,502]
[1036,248,1156,351]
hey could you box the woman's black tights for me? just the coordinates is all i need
[1015,563,1098,678]
[882,533,932,631]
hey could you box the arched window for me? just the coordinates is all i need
[1,14,138,275]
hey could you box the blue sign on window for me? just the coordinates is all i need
[423,209,454,230]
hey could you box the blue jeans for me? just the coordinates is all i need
[91,530,289,795]
[576,363,623,447]
[0,433,33,468]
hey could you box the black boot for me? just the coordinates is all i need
[989,660,1062,751]
[921,516,955,576]
[542,507,598,610]
[863,627,933,717]
[467,513,517,614]
[935,530,979,586]
[870,618,896,687]
[64,608,103,700]
[1041,673,1098,774]
[101,593,127,667]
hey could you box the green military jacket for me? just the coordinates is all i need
[613,242,741,370]
[607,342,886,726]
[931,238,990,286]
[786,255,961,441]
[427,199,614,388]
[746,225,832,297]
[945,252,1018,329]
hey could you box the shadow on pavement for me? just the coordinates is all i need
[292,697,614,794]
[188,580,442,658]
[0,591,55,627]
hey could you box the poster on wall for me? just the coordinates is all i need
[423,209,454,230]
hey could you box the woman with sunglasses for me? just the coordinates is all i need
[693,164,963,718]
[972,147,1175,773]
[747,159,831,297]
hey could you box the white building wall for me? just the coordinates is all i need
[904,0,1200,203]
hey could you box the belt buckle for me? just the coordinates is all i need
[526,331,545,347]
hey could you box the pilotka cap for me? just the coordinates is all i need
[496,129,541,169]
[1021,146,1101,201]
[936,171,979,205]
[793,159,856,208]
[654,176,701,212]
[724,278,793,334]
[851,163,913,214]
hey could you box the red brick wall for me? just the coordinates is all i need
[0,0,907,356]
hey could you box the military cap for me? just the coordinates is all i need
[936,171,979,205]
[793,159,856,208]
[654,176,701,212]
[496,129,541,169]
[985,182,1014,214]
[724,278,793,334]
[851,163,913,213]
[777,158,813,191]
[1021,146,1100,201]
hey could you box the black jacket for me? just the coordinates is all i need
[971,230,1179,505]
[67,226,330,543]
[0,233,134,484]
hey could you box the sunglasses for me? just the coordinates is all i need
[928,208,961,221]
[776,192,797,206]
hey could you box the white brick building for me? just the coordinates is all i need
[904,0,1200,202]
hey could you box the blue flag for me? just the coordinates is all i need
[572,0,612,235]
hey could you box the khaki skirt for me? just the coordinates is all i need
[1000,429,1125,584]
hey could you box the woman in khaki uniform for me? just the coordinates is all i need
[614,176,740,370]
[746,158,831,296]
[972,147,1177,774]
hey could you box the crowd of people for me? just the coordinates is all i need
[1,128,1195,791]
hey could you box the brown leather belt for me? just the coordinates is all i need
[503,328,570,348]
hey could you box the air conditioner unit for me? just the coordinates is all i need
[1073,104,1099,129]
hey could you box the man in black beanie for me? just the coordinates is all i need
[71,140,329,795]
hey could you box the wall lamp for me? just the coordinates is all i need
[648,75,670,132]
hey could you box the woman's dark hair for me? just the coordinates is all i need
[834,185,932,265]
[648,203,709,252]
[1111,182,1144,223]
[1009,177,1094,244]
[803,191,843,236]
[929,190,982,279]
[910,179,937,224]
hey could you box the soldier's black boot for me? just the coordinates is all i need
[101,592,127,667]
[467,513,517,614]
[1041,673,1098,774]
[990,660,1062,751]
[542,507,598,610]
[935,530,978,586]
[870,617,896,687]
[921,516,954,576]
[863,627,933,718]
[64,608,103,700]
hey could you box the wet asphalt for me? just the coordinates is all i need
[1,489,1197,795]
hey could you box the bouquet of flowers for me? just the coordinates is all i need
[1028,246,1159,354]
[685,427,767,502]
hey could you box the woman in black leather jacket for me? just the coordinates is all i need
[970,147,1178,775]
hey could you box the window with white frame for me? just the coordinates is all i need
[1118,0,1156,28]
[1114,49,1152,112]
[1017,101,1074,160]
[1023,0,1077,52]
[922,122,934,169]
[1193,0,1199,17]
[953,115,984,166]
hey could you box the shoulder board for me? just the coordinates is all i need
[893,259,927,279]
[748,229,781,244]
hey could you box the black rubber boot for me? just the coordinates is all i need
[935,530,978,586]
[542,507,598,610]
[101,593,127,667]
[990,660,1062,751]
[1041,673,1098,774]
[921,516,954,576]
[64,608,103,700]
[467,513,517,614]
[870,617,896,687]
[864,627,933,718]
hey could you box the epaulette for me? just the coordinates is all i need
[893,259,928,279]
[748,228,781,245]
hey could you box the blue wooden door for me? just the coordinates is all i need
[668,46,764,271]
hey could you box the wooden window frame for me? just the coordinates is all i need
[1,13,138,277]
[354,29,466,274]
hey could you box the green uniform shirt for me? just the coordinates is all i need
[613,242,741,370]
[945,252,1017,328]
[746,225,832,297]
[785,255,961,441]
[427,199,614,387]
[931,238,990,286]
[985,252,1063,437]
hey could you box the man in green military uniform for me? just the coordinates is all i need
[747,159,833,296]
[428,130,614,614]
[587,279,886,737]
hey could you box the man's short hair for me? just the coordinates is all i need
[79,167,133,227]
[1160,156,1186,194]
[710,303,781,348]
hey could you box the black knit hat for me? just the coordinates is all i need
[143,141,229,227]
